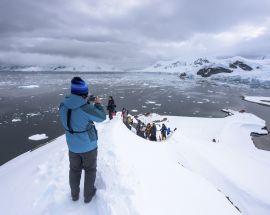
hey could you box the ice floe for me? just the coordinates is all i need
[243,96,270,107]
[28,134,48,141]
[11,118,21,122]
[18,85,39,89]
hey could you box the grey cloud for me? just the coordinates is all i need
[0,0,270,69]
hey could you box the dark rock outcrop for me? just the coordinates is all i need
[197,67,233,77]
[229,61,253,71]
[164,61,186,70]
[53,66,66,70]
[154,63,162,68]
[229,63,237,69]
[179,72,187,79]
[194,58,210,66]
[172,61,186,67]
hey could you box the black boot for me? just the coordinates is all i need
[84,188,96,203]
[72,194,79,201]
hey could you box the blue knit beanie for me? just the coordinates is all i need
[71,77,89,96]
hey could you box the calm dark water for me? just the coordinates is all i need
[0,72,269,165]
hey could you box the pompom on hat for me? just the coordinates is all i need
[70,77,89,96]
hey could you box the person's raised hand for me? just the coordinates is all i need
[94,96,101,104]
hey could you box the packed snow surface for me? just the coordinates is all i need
[28,134,49,141]
[243,96,270,106]
[0,112,270,215]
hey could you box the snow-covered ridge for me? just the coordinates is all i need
[0,112,269,215]
[0,65,123,72]
[137,56,270,85]
[140,56,269,74]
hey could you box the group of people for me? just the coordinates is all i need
[121,108,171,141]
[136,121,158,141]
[137,121,170,141]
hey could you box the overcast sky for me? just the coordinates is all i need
[0,0,270,69]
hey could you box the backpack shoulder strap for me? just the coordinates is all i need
[67,109,74,134]
[66,108,95,134]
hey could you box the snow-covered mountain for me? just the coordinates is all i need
[0,111,270,214]
[0,64,123,72]
[138,56,270,85]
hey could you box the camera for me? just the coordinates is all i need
[88,94,96,102]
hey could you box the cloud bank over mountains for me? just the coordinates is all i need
[0,0,270,69]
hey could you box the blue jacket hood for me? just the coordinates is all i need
[63,94,87,109]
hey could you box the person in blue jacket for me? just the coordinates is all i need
[59,77,106,203]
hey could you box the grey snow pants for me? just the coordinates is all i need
[69,148,97,199]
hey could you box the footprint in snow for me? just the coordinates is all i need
[95,171,106,190]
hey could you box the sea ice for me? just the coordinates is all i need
[243,96,270,106]
[18,85,39,89]
[11,118,21,122]
[145,101,156,104]
[28,134,48,141]
[26,113,41,117]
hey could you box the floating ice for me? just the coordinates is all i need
[149,85,159,88]
[203,99,210,102]
[26,113,41,117]
[28,134,48,141]
[145,101,156,104]
[243,96,270,107]
[18,85,39,89]
[11,118,21,122]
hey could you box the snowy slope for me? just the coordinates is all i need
[0,112,269,215]
[137,56,270,84]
